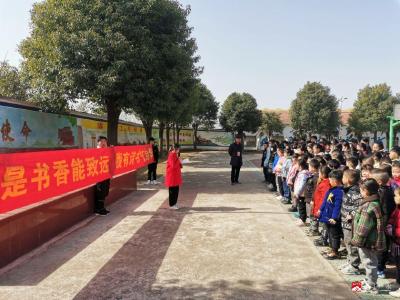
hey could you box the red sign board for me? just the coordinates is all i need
[0,145,153,213]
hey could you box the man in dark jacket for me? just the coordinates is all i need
[229,134,243,185]
[95,136,110,216]
[147,137,159,185]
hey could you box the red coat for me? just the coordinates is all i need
[312,178,331,216]
[165,151,182,187]
[388,208,400,244]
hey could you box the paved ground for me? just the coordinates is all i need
[0,151,360,300]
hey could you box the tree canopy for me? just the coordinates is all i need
[20,0,198,145]
[219,92,262,135]
[289,81,340,137]
[0,61,28,101]
[261,111,284,138]
[348,83,400,139]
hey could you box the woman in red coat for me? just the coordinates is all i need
[165,144,182,209]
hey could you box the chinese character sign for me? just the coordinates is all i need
[112,145,154,176]
[0,145,153,213]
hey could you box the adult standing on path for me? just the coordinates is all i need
[146,137,159,185]
[229,134,243,185]
[165,144,182,210]
[94,136,110,216]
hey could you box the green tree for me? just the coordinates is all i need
[219,92,262,135]
[0,61,28,100]
[348,83,400,141]
[131,0,200,141]
[261,111,284,138]
[20,0,163,145]
[191,82,219,148]
[289,81,340,138]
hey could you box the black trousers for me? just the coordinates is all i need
[148,163,157,181]
[269,173,277,190]
[169,186,179,207]
[298,197,307,223]
[263,167,269,182]
[378,236,391,272]
[94,179,110,212]
[231,166,241,183]
[327,222,342,252]
[395,256,400,284]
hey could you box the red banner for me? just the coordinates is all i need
[0,145,153,213]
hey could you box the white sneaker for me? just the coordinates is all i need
[360,281,379,295]
[169,205,179,210]
[146,180,151,185]
[296,219,306,227]
[150,181,154,185]
[390,288,400,297]
[276,195,283,200]
[153,180,160,185]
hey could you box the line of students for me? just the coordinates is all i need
[261,139,400,296]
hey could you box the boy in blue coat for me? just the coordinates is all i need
[317,169,344,260]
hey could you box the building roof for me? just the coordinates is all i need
[262,108,353,126]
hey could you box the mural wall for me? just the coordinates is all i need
[0,103,235,152]
[196,130,233,147]
[0,106,78,150]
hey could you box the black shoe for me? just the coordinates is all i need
[287,206,297,212]
[95,209,107,216]
[235,181,241,184]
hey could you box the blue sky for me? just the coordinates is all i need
[1,0,400,109]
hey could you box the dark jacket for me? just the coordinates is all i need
[152,144,159,163]
[341,185,362,231]
[229,142,243,167]
[304,173,318,203]
[379,185,395,225]
[319,186,344,223]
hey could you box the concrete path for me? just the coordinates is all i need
[0,151,358,300]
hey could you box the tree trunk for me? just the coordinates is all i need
[158,122,165,157]
[166,124,171,151]
[142,119,154,142]
[176,125,181,144]
[373,131,377,142]
[193,124,198,150]
[172,124,176,145]
[106,101,121,146]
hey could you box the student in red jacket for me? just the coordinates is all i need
[311,165,331,245]
[165,144,183,210]
[388,188,400,298]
